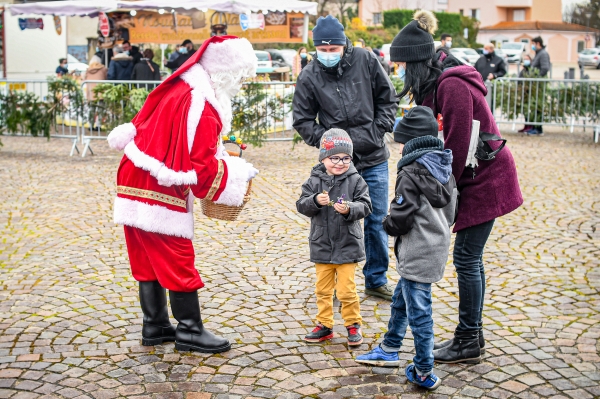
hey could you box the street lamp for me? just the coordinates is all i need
[585,11,592,48]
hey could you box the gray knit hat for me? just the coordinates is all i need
[319,129,353,161]
[390,10,438,62]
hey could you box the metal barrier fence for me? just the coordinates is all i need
[0,79,298,157]
[0,79,82,155]
[492,77,600,143]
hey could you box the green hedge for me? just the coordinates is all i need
[383,9,462,40]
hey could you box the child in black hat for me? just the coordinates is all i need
[356,106,458,391]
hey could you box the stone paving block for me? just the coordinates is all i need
[0,134,599,398]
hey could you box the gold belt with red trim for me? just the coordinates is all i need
[117,186,188,209]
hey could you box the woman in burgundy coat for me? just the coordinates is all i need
[389,11,523,364]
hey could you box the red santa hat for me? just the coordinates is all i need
[107,36,257,189]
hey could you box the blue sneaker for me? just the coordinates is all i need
[405,364,441,390]
[355,345,400,367]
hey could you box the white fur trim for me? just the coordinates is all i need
[180,64,230,151]
[200,38,257,78]
[107,122,137,151]
[214,156,249,207]
[123,141,198,187]
[114,196,194,239]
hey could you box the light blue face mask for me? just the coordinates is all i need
[300,53,307,59]
[531,44,536,51]
[483,49,489,55]
[179,47,188,54]
[398,65,406,82]
[523,60,531,67]
[317,51,341,68]
[445,41,452,48]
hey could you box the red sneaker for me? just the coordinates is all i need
[346,323,363,346]
[304,324,334,343]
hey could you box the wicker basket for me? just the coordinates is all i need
[200,143,252,221]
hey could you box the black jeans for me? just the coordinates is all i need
[453,219,495,333]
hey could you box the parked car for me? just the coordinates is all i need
[277,49,297,68]
[254,50,274,73]
[500,42,526,63]
[495,49,509,64]
[578,48,600,68]
[452,48,479,64]
[265,49,292,68]
[67,54,88,74]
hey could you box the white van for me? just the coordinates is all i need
[500,42,526,64]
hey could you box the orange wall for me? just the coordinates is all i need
[531,0,562,22]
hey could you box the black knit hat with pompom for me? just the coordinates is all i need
[390,10,437,62]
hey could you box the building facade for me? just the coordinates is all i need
[447,0,562,27]
[358,0,448,27]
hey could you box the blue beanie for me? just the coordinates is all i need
[313,16,346,46]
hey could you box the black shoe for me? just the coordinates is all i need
[434,328,485,354]
[433,330,481,364]
[169,290,231,353]
[139,281,176,346]
[346,323,363,346]
[304,323,334,343]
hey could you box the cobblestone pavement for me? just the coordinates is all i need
[0,129,599,399]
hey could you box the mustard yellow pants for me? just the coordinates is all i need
[315,262,362,328]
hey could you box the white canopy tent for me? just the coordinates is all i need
[9,0,317,43]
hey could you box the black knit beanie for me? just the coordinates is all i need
[390,10,437,62]
[313,15,346,46]
[398,136,444,169]
[394,106,438,144]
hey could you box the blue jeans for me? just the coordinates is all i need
[381,278,434,375]
[454,219,495,333]
[358,161,389,289]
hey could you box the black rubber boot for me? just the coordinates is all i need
[169,290,231,353]
[139,281,176,346]
[433,328,485,354]
[433,330,481,364]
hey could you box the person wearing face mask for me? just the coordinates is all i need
[530,36,550,78]
[56,58,69,77]
[474,43,507,83]
[107,45,134,80]
[293,46,312,79]
[165,39,196,72]
[440,33,452,49]
[106,36,258,354]
[389,10,522,364]
[122,41,142,65]
[293,15,399,301]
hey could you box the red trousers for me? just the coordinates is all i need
[124,226,204,292]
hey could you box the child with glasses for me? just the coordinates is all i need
[296,129,372,347]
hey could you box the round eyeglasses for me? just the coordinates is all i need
[328,156,353,165]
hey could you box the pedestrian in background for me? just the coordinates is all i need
[373,48,391,76]
[531,36,551,77]
[474,43,507,83]
[107,45,134,80]
[132,49,161,82]
[296,129,372,347]
[123,41,142,65]
[166,40,196,72]
[293,15,399,301]
[292,47,311,79]
[56,58,69,77]
[389,10,522,364]
[439,33,452,49]
[84,60,108,100]
[526,36,551,136]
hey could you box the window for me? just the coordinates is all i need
[471,9,480,20]
[520,38,530,44]
[578,41,587,52]
[513,9,525,21]
[372,12,382,25]
[459,9,463,16]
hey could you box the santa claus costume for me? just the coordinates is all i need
[107,36,258,353]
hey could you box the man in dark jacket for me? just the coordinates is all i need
[474,43,507,82]
[123,41,142,65]
[107,45,134,80]
[293,15,398,300]
[165,39,196,72]
[531,36,550,77]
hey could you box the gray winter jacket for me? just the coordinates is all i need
[296,164,372,264]
[292,40,399,171]
[383,152,458,283]
[531,47,551,77]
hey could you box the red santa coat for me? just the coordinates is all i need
[108,63,250,240]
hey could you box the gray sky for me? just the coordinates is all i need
[563,0,587,12]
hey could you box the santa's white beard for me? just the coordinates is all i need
[211,72,244,136]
